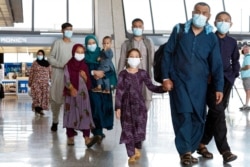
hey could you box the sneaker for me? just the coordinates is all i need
[240,105,249,110]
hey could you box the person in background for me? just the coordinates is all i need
[84,35,114,144]
[161,2,224,165]
[115,48,165,163]
[92,36,117,94]
[0,65,4,100]
[240,45,250,110]
[63,44,98,147]
[197,11,239,163]
[118,18,155,109]
[48,22,75,132]
[28,49,51,116]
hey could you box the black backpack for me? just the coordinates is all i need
[153,23,184,83]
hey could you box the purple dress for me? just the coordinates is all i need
[115,69,165,144]
[63,66,95,130]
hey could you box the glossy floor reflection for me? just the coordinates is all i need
[0,84,249,167]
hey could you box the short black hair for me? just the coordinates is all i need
[215,11,231,21]
[103,36,112,42]
[132,18,144,25]
[194,2,210,12]
[61,22,73,30]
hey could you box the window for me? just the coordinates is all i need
[225,0,250,33]
[69,0,93,33]
[34,0,67,32]
[123,0,153,34]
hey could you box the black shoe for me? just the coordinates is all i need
[35,107,44,116]
[51,123,58,132]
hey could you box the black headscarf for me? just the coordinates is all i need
[36,49,50,67]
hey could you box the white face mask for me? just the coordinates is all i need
[74,53,85,61]
[127,58,141,68]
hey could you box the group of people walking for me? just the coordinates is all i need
[27,1,247,165]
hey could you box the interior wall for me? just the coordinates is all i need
[95,0,126,69]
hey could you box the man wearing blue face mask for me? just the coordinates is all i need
[48,22,75,132]
[118,18,155,110]
[197,11,239,163]
[161,2,224,165]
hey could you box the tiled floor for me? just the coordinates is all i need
[0,81,249,167]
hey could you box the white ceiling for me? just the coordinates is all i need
[0,0,23,26]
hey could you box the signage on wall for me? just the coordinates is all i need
[0,37,27,43]
[0,34,85,46]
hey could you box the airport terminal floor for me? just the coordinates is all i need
[0,83,249,167]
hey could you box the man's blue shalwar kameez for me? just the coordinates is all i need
[161,21,224,155]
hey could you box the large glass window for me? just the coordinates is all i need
[0,0,94,33]
[34,0,67,31]
[123,0,153,34]
[225,0,250,33]
[69,0,93,33]
[151,0,186,33]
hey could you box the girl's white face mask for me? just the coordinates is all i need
[74,53,85,61]
[127,58,141,68]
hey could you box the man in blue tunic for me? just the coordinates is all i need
[161,2,224,165]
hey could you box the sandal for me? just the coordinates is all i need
[85,136,99,148]
[191,155,198,163]
[197,147,213,159]
[222,151,237,163]
[180,153,192,165]
[135,148,141,159]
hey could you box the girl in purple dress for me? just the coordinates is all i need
[63,44,98,148]
[115,48,165,163]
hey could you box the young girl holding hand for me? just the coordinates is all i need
[115,48,165,163]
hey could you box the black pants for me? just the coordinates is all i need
[201,78,232,154]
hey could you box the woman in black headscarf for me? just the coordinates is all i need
[28,49,51,115]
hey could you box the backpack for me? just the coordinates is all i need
[153,23,184,83]
[0,83,4,99]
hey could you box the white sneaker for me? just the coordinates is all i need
[239,105,250,110]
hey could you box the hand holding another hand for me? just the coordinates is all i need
[162,79,173,91]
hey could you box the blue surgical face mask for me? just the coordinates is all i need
[64,30,73,38]
[37,55,43,60]
[216,22,230,34]
[87,44,97,52]
[132,28,143,36]
[192,14,207,28]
